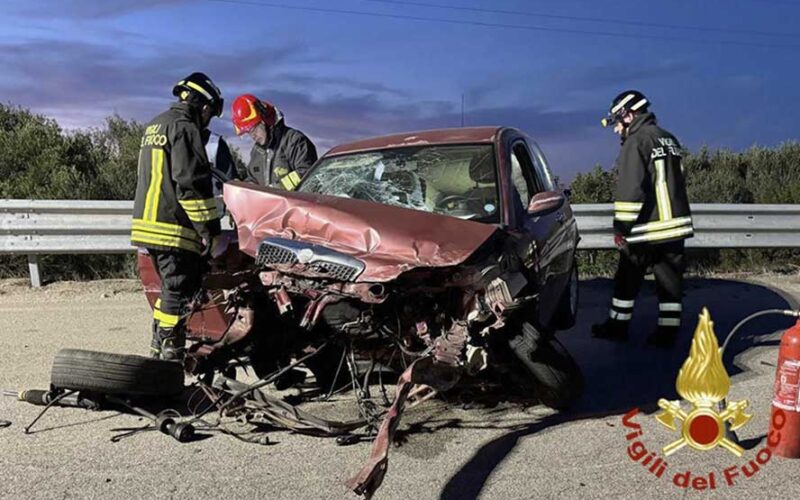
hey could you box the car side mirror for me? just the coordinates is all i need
[527,190,565,216]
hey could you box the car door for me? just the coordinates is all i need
[505,136,573,327]
[527,137,578,260]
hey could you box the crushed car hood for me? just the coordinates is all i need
[223,181,497,282]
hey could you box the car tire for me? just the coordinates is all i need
[50,349,184,397]
[551,260,579,330]
[508,322,583,410]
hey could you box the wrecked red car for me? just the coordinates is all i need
[138,126,582,495]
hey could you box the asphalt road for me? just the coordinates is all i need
[1,276,800,499]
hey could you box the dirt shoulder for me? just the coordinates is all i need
[0,278,144,305]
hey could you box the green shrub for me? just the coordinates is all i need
[570,142,800,276]
[0,106,144,280]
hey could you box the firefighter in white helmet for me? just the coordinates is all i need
[592,90,694,347]
[131,72,226,360]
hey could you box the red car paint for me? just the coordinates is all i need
[325,126,499,157]
[223,181,497,282]
[137,238,247,343]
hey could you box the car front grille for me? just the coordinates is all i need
[305,261,361,282]
[256,242,298,267]
[256,237,365,282]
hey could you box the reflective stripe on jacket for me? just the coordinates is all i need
[613,112,693,244]
[131,102,221,253]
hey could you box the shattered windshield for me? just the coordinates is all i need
[298,144,499,222]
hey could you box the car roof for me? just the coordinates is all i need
[324,126,504,157]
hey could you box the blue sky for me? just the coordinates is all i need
[2,0,799,181]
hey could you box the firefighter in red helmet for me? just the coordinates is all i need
[231,94,317,190]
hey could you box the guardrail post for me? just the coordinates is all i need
[27,255,41,288]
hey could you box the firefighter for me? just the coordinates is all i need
[131,72,225,360]
[231,94,317,190]
[591,90,694,347]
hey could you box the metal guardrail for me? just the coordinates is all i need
[2,200,800,286]
[0,200,134,254]
[574,204,800,249]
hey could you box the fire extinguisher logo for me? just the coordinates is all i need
[655,308,753,457]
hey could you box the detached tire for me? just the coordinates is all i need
[509,323,584,410]
[51,349,184,397]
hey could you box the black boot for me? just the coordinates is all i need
[156,327,186,361]
[150,321,162,359]
[591,319,629,341]
[646,327,678,348]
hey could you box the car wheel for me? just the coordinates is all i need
[551,260,579,330]
[508,322,583,409]
[50,349,184,397]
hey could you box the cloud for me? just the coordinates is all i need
[271,72,408,97]
[270,90,600,145]
[557,59,694,94]
[0,37,321,126]
[725,74,764,90]
[217,83,613,179]
[0,36,613,180]
[7,0,188,19]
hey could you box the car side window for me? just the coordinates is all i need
[509,150,530,208]
[511,142,541,204]
[528,140,555,191]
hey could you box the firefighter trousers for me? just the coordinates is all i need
[149,249,204,358]
[608,240,686,331]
